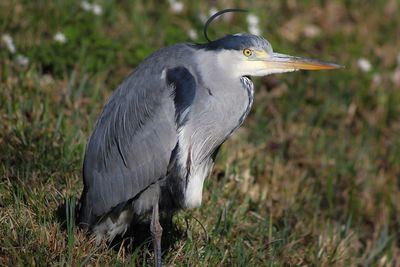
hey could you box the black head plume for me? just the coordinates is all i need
[203,8,248,42]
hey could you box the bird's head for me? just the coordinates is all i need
[203,33,341,77]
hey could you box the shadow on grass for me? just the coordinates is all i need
[56,197,79,231]
[55,198,183,256]
[109,216,184,255]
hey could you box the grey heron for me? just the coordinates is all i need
[78,9,340,266]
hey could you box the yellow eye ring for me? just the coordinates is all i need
[243,48,253,57]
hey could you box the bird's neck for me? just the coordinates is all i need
[189,49,254,158]
[196,49,242,77]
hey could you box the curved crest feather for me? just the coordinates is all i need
[203,8,248,42]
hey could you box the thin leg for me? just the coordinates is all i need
[150,202,163,267]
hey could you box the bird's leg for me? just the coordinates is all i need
[151,202,163,267]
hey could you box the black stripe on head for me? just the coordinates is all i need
[202,33,273,53]
[166,67,196,126]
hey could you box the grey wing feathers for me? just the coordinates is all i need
[79,51,197,227]
[80,69,178,227]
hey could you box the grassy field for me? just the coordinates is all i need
[1,0,400,266]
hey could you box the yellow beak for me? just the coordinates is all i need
[258,52,342,71]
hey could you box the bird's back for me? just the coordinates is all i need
[79,44,198,228]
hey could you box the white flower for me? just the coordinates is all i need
[168,0,184,14]
[2,34,16,54]
[357,58,372,72]
[81,1,92,11]
[91,3,103,15]
[249,25,261,36]
[209,7,218,17]
[246,14,259,26]
[54,32,67,44]
[187,29,198,40]
[247,14,261,35]
[81,1,103,15]
[16,54,29,66]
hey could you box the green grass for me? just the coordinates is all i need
[1,0,400,266]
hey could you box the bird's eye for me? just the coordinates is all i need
[243,49,253,57]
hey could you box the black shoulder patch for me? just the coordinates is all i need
[166,67,196,126]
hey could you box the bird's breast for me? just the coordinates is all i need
[180,77,254,209]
